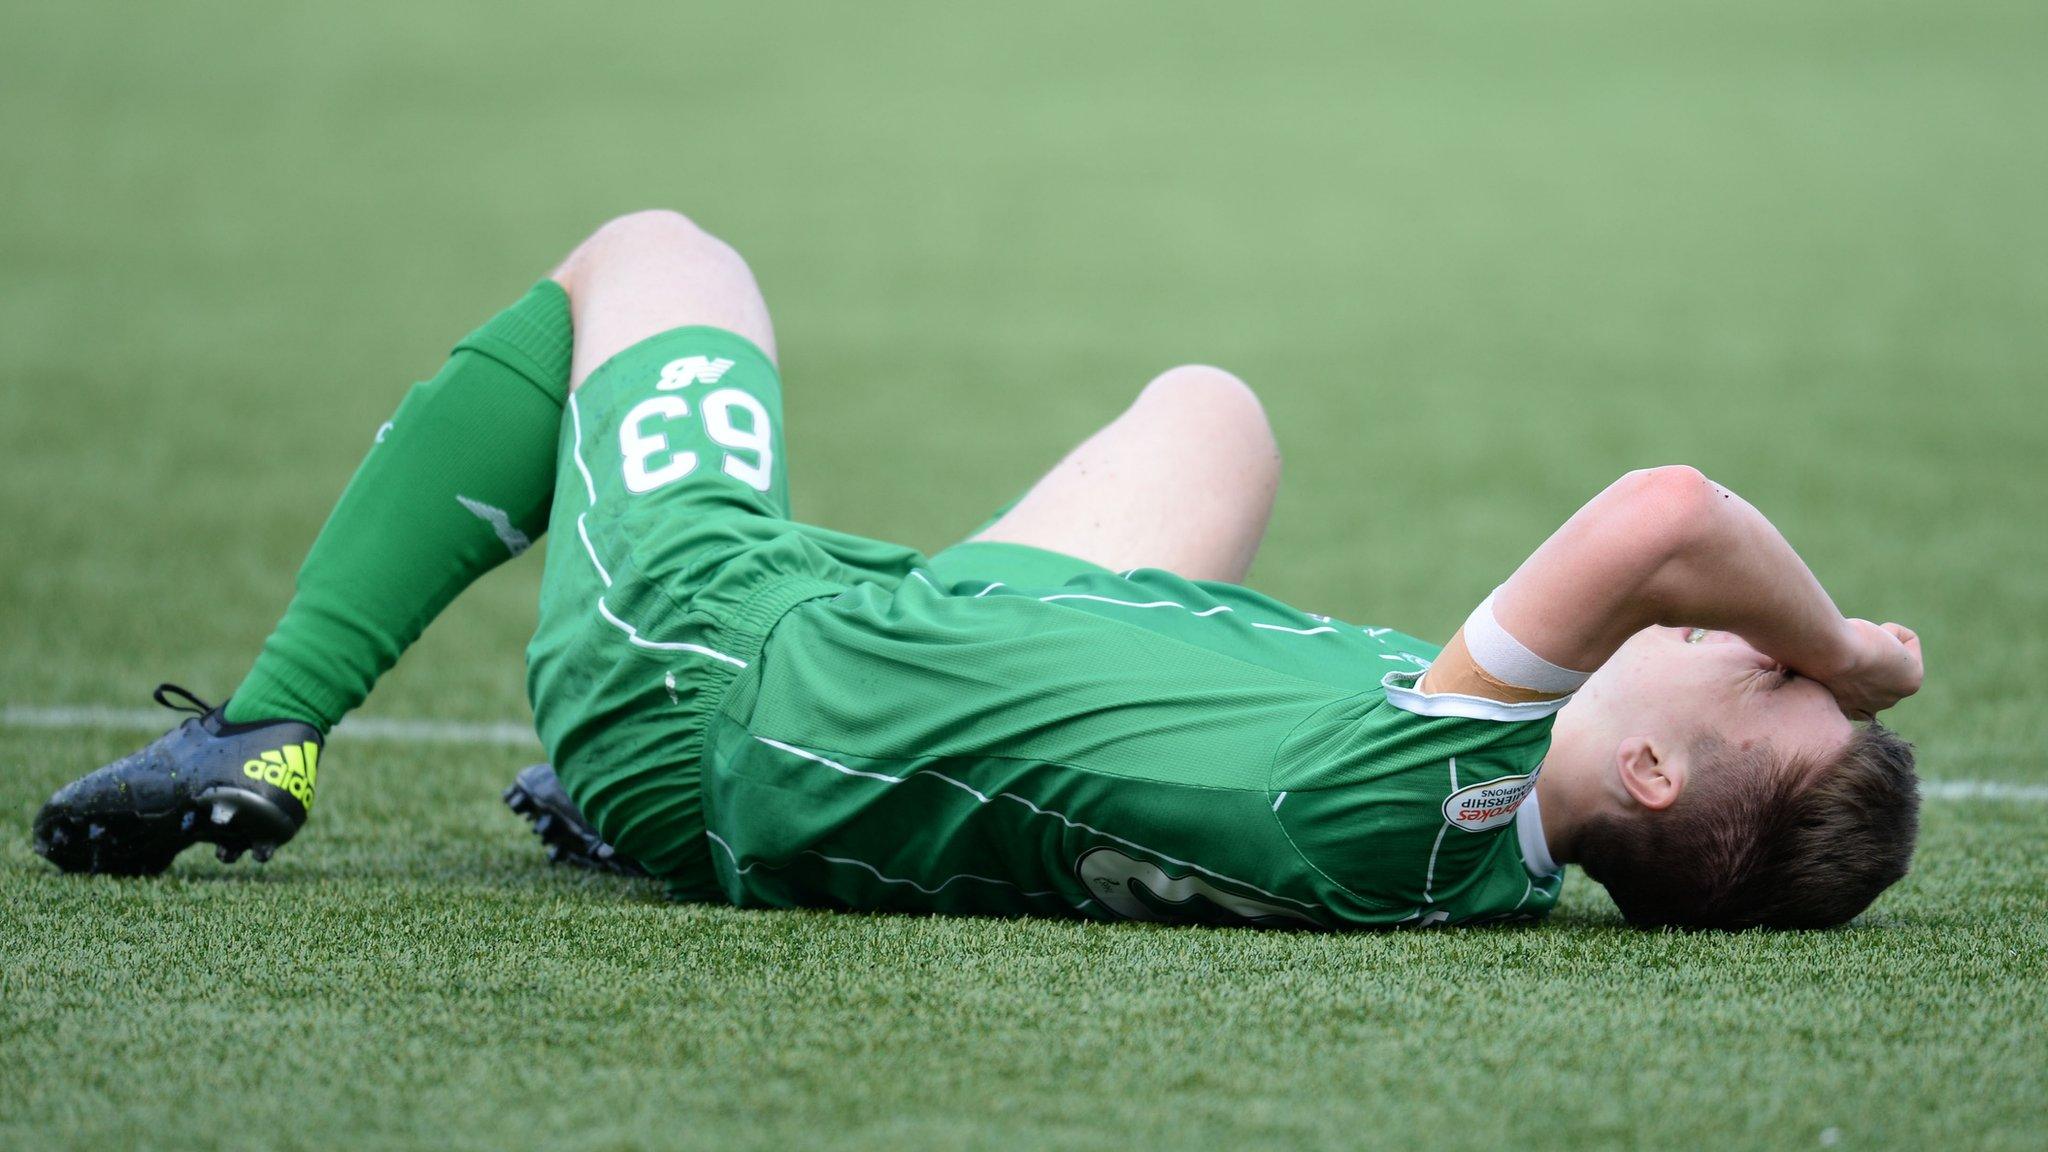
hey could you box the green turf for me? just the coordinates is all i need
[3,1,2044,1149]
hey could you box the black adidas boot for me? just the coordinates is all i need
[33,685,322,875]
[502,762,648,877]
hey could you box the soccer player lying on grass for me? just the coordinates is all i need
[33,210,1926,930]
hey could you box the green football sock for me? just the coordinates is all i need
[224,281,573,730]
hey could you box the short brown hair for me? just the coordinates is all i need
[1577,724,1920,930]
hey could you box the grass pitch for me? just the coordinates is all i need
[3,2,2045,1149]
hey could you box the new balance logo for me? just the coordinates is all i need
[244,742,320,812]
[657,356,736,390]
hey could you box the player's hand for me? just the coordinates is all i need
[1824,619,1923,719]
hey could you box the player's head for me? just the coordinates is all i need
[1566,625,1920,930]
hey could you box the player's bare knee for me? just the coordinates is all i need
[1136,365,1281,487]
[554,209,747,291]
[593,208,712,248]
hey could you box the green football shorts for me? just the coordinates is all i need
[524,326,1102,889]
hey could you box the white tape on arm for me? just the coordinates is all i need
[1463,590,1592,695]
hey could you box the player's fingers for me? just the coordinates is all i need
[1893,627,1924,674]
[1879,623,1924,683]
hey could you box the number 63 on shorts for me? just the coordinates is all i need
[620,355,776,495]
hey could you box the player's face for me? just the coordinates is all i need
[1591,626,1856,770]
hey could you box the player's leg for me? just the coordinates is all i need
[220,204,776,741]
[217,205,769,737]
[35,246,581,874]
[516,210,787,882]
[967,365,1281,583]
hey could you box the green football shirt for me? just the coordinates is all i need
[699,566,1566,929]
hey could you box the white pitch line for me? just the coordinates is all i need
[0,705,537,747]
[1918,780,2048,803]
[2,704,2046,800]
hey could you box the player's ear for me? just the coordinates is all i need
[1615,735,1686,812]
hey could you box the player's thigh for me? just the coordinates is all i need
[972,365,1281,584]
[553,210,778,390]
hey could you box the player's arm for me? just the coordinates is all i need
[1418,466,1922,716]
